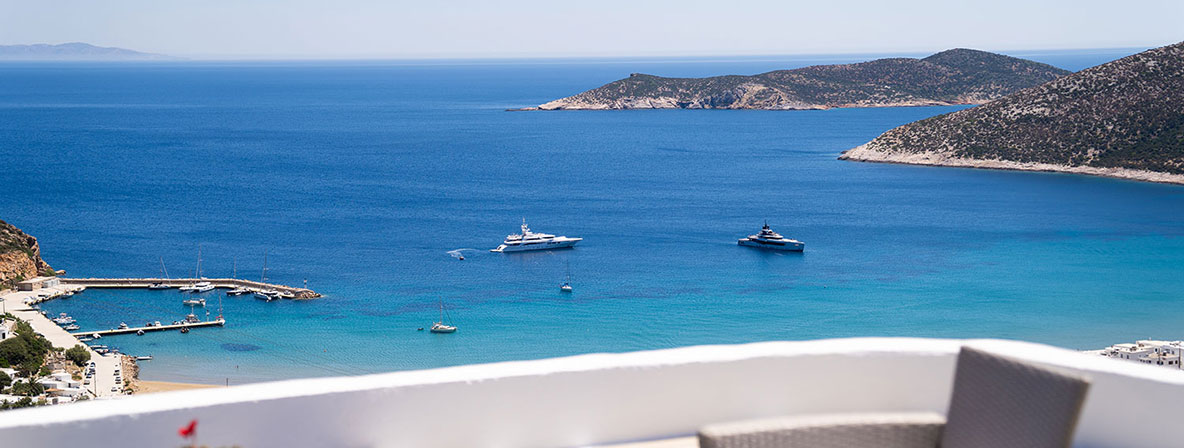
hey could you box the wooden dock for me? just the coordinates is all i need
[72,319,226,337]
[58,277,321,298]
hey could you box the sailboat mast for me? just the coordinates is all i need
[261,251,268,282]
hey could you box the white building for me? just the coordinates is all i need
[15,276,59,291]
[1096,340,1184,369]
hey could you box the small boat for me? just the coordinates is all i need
[91,333,102,339]
[429,299,457,333]
[88,344,108,349]
[254,289,280,301]
[94,348,109,354]
[63,324,80,331]
[226,286,251,296]
[180,327,190,334]
[560,261,573,292]
[136,329,145,336]
[79,337,93,342]
[117,322,129,330]
[182,297,206,306]
[184,313,201,324]
[275,290,296,300]
[136,355,153,361]
[148,283,170,289]
[52,313,76,325]
[458,254,465,260]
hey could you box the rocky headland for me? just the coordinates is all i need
[0,220,54,288]
[841,42,1184,185]
[518,49,1069,111]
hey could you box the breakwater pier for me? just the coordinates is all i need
[73,319,226,337]
[58,277,321,298]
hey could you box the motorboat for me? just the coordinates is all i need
[228,286,254,297]
[182,297,206,306]
[63,324,80,331]
[737,221,805,252]
[52,313,76,325]
[136,355,153,361]
[274,290,296,300]
[491,219,581,253]
[184,313,201,324]
[254,290,280,301]
[118,322,129,329]
[148,282,170,290]
[560,282,573,293]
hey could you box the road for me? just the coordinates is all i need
[1,287,123,398]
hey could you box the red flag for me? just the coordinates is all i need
[178,419,197,439]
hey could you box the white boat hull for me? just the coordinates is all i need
[491,238,581,253]
[738,239,804,252]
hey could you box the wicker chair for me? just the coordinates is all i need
[699,347,1091,448]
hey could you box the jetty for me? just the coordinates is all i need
[73,319,226,337]
[58,277,321,298]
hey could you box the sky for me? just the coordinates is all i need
[1,0,1182,59]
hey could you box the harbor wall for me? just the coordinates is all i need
[58,277,320,298]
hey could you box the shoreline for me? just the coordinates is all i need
[134,380,218,394]
[507,100,978,112]
[839,144,1184,186]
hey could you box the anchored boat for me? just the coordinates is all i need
[491,219,581,253]
[430,299,457,333]
[738,221,805,252]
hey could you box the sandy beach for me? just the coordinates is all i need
[135,381,218,394]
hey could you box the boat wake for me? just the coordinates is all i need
[447,249,477,259]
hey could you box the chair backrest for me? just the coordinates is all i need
[941,347,1090,448]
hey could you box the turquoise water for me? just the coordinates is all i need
[2,50,1182,384]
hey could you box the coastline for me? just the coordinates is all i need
[839,144,1184,186]
[134,380,217,394]
[508,99,977,112]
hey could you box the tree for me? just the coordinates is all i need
[0,370,10,390]
[65,345,90,367]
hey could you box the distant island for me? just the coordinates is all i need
[516,49,1069,111]
[0,43,173,61]
[841,41,1184,185]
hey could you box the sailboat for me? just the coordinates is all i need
[149,257,171,289]
[430,299,457,333]
[560,260,573,292]
[227,258,251,296]
[179,246,213,292]
[254,252,279,301]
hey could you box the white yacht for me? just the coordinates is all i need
[182,297,206,306]
[491,219,582,253]
[738,222,805,252]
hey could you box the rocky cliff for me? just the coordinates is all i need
[0,220,54,288]
[841,42,1184,184]
[521,49,1069,111]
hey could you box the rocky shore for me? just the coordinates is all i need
[841,144,1184,185]
[843,42,1184,185]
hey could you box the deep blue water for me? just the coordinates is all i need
[3,49,1182,384]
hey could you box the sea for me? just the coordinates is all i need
[2,48,1182,384]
